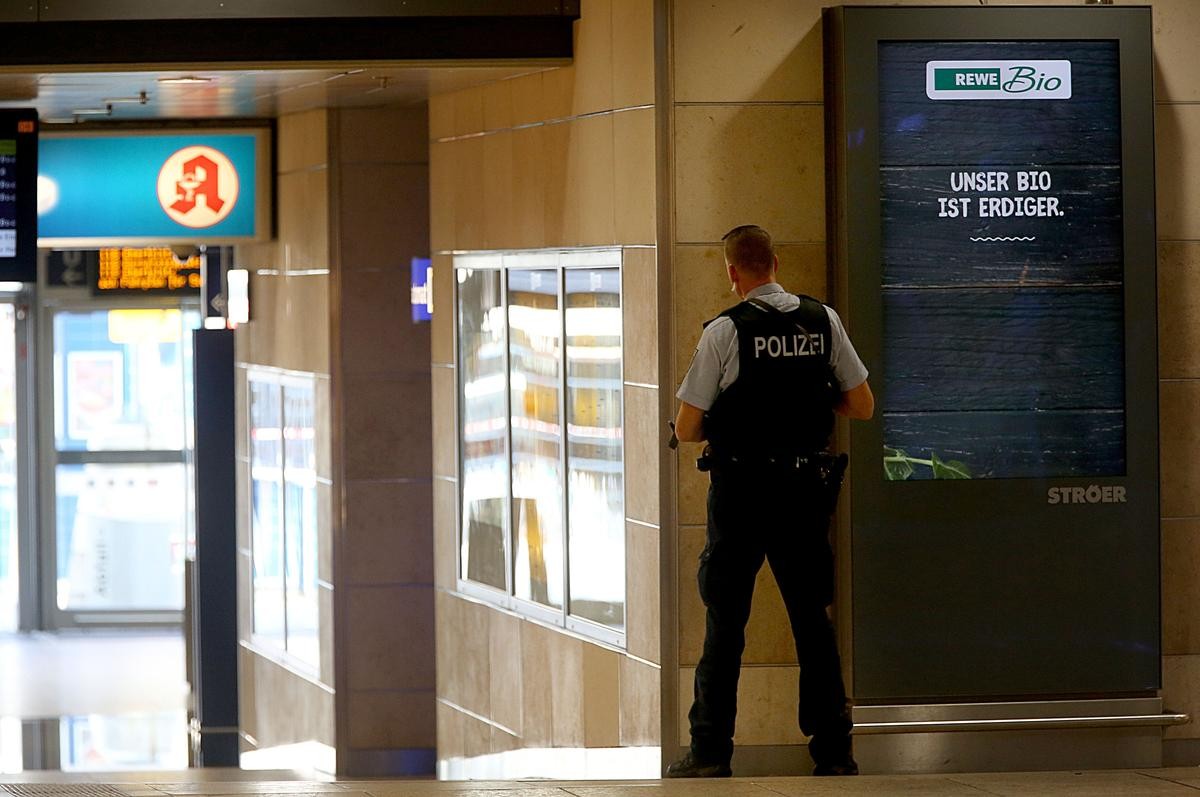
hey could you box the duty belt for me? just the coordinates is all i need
[697,446,834,473]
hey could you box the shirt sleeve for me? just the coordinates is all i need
[676,318,732,412]
[825,306,869,391]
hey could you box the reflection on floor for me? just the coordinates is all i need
[0,632,187,773]
[0,633,185,718]
[6,769,1200,795]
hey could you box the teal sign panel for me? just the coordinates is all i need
[38,132,261,242]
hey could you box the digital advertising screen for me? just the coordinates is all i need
[879,41,1125,481]
[0,109,37,283]
[827,5,1158,703]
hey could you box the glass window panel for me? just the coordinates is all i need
[284,383,319,669]
[53,310,192,452]
[458,269,508,591]
[55,463,187,611]
[508,269,564,610]
[250,379,285,651]
[564,268,625,630]
[0,305,17,632]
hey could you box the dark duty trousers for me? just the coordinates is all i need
[687,462,853,767]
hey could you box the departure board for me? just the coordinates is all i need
[92,247,202,294]
[0,110,37,282]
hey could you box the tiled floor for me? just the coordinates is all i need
[5,769,1200,796]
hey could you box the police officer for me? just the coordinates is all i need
[666,225,874,778]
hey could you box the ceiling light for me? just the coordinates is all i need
[72,105,112,116]
[157,76,214,85]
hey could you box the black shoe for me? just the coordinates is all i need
[813,759,859,776]
[665,752,732,778]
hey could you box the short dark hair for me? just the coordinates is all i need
[722,225,774,276]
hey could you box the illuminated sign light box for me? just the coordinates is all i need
[0,109,37,282]
[411,257,432,322]
[825,6,1157,703]
[37,128,271,247]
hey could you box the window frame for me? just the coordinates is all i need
[245,365,322,675]
[454,248,627,649]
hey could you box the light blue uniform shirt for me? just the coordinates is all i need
[676,283,869,412]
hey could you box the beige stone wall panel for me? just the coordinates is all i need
[436,701,466,760]
[575,112,617,246]
[344,372,432,481]
[1158,242,1200,379]
[347,689,436,749]
[433,477,459,591]
[277,108,328,173]
[511,72,546,128]
[673,0,825,104]
[277,169,329,272]
[623,384,661,526]
[519,620,555,746]
[613,108,657,246]
[582,643,621,747]
[338,163,430,270]
[483,131,517,250]
[489,610,524,735]
[572,0,615,117]
[483,78,514,133]
[621,247,659,386]
[344,481,433,586]
[1164,654,1200,739]
[274,275,330,374]
[1164,520,1200,656]
[453,136,487,250]
[429,94,455,141]
[455,86,485,138]
[339,266,431,376]
[542,121,579,247]
[346,585,436,692]
[512,125,548,247]
[338,106,429,164]
[431,365,457,480]
[1160,381,1200,518]
[619,655,661,746]
[626,521,661,665]
[1156,104,1200,241]
[674,105,826,244]
[612,0,655,108]
[430,142,456,252]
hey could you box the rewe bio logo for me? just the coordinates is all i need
[157,145,239,228]
[926,60,1072,101]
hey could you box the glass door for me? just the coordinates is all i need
[0,302,20,631]
[45,306,198,626]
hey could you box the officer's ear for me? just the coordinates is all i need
[771,254,780,277]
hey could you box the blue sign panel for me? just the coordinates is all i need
[38,132,264,243]
[411,257,432,322]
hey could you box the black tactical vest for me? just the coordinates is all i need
[704,294,837,459]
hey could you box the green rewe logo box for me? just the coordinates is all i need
[925,60,1072,100]
[934,68,1001,91]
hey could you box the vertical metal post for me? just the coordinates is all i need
[190,327,239,765]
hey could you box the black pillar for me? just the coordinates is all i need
[191,327,239,765]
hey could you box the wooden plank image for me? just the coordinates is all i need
[878,41,1121,167]
[882,165,1122,286]
[884,286,1123,414]
[883,408,1125,479]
